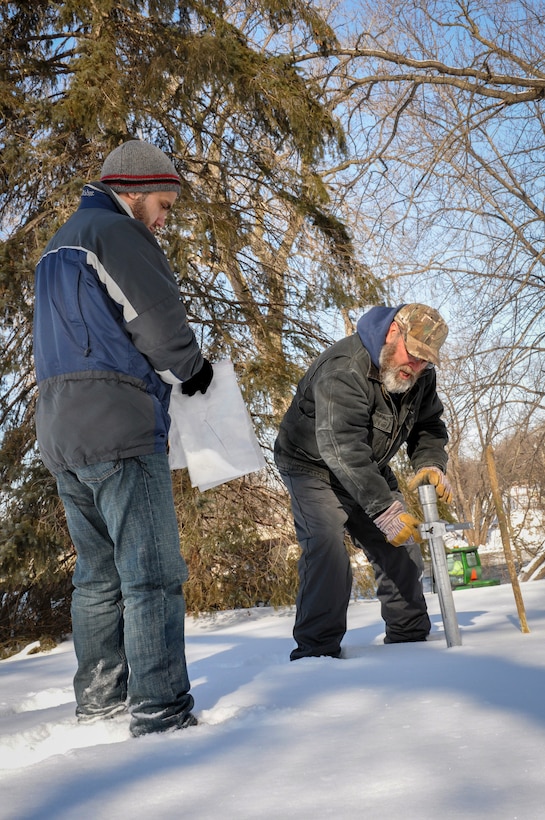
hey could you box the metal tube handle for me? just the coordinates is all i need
[418,484,462,647]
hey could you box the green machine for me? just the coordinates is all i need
[446,546,501,590]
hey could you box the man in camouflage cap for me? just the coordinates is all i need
[274,304,452,659]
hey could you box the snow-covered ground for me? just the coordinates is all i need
[1,581,545,819]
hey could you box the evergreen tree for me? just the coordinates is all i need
[0,1,379,650]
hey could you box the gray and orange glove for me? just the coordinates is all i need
[408,466,453,504]
[374,499,421,547]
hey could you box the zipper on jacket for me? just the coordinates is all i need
[379,383,409,467]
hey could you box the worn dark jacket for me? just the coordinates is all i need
[33,182,203,474]
[274,306,448,517]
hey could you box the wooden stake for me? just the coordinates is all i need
[485,443,530,633]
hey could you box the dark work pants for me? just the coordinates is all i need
[280,470,430,659]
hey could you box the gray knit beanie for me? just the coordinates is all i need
[100,140,181,193]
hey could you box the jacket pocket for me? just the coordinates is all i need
[372,411,394,435]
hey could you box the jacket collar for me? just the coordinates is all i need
[78,182,133,216]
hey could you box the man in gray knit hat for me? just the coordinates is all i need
[33,140,212,737]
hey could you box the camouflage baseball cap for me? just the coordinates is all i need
[394,304,448,365]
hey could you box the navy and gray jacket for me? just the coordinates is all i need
[274,305,448,518]
[33,182,204,474]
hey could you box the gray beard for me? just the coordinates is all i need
[379,341,418,394]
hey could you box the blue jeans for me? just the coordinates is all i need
[56,453,194,735]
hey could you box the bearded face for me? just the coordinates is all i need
[129,194,149,226]
[379,337,422,393]
[127,191,177,233]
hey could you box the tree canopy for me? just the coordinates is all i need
[0,0,378,650]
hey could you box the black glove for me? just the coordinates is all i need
[181,359,213,396]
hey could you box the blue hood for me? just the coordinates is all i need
[356,305,405,368]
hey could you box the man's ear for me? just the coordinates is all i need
[385,321,399,344]
[116,191,139,208]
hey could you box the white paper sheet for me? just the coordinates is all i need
[168,359,266,491]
